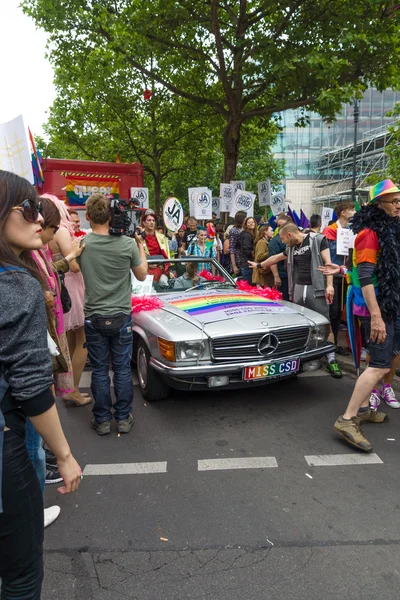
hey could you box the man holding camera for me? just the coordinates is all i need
[77,193,148,435]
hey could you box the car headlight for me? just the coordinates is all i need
[176,340,207,360]
[309,324,330,345]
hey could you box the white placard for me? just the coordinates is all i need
[321,206,334,231]
[219,183,233,212]
[229,190,256,218]
[336,227,356,256]
[163,196,184,232]
[231,180,246,193]
[0,115,33,183]
[212,197,220,218]
[270,193,285,216]
[130,187,149,209]
[258,180,271,207]
[191,187,212,220]
[131,273,154,296]
[188,187,196,217]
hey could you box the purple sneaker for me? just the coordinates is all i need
[381,384,400,409]
[369,390,381,411]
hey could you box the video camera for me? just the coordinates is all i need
[109,198,141,237]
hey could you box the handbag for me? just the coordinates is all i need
[90,313,128,336]
[58,271,72,314]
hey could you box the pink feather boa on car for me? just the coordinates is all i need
[131,295,164,313]
[236,279,283,300]
[198,269,225,282]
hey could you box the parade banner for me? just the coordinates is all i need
[162,289,295,325]
[270,193,285,216]
[258,180,271,206]
[130,187,149,209]
[0,115,33,183]
[321,206,334,231]
[163,196,184,232]
[188,187,212,220]
[231,180,246,193]
[229,190,256,218]
[66,176,119,207]
[219,183,233,213]
[212,197,221,218]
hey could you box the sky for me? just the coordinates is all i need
[0,0,56,136]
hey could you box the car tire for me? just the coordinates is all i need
[136,340,170,401]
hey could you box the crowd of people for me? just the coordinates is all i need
[1,168,400,598]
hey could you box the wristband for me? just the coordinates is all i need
[339,265,348,276]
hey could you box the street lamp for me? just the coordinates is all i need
[351,99,360,202]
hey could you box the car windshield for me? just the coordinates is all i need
[131,257,236,295]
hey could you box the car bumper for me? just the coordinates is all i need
[150,343,334,390]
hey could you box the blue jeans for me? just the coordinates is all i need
[25,420,45,495]
[241,266,254,285]
[0,430,44,599]
[84,314,133,423]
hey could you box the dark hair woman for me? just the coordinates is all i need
[0,170,82,598]
[253,225,275,287]
[238,216,257,284]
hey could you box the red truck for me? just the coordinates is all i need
[40,158,144,209]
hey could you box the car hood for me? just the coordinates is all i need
[157,289,323,337]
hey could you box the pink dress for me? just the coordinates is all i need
[63,269,85,330]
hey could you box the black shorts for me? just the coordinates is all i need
[360,317,395,369]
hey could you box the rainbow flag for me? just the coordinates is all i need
[168,293,281,317]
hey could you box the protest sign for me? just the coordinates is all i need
[0,115,33,183]
[231,180,246,193]
[229,190,255,218]
[219,183,233,212]
[190,187,212,220]
[270,193,285,216]
[130,187,149,209]
[163,196,184,232]
[258,180,271,206]
[212,197,220,218]
[336,226,355,256]
[321,206,334,231]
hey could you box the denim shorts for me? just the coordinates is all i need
[360,317,395,369]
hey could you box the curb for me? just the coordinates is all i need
[335,357,400,392]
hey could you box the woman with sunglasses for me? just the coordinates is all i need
[0,170,82,599]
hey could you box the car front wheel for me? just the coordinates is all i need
[136,340,170,401]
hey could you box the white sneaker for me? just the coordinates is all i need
[44,505,61,528]
[381,384,400,409]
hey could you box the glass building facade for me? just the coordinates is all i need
[273,88,400,179]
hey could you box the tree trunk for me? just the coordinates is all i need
[153,172,161,215]
[223,117,241,183]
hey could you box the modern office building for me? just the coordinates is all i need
[273,88,400,213]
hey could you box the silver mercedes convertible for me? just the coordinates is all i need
[132,258,333,401]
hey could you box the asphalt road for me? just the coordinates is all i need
[42,368,400,599]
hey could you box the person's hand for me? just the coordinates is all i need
[370,314,386,344]
[70,237,86,259]
[274,276,282,289]
[248,261,257,270]
[192,275,200,284]
[57,453,82,495]
[45,291,56,309]
[325,284,334,303]
[318,263,341,276]
[134,232,144,245]
[233,265,240,275]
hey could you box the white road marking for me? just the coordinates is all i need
[80,371,139,388]
[198,457,278,471]
[83,462,167,476]
[305,453,383,467]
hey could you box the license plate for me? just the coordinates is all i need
[243,359,300,381]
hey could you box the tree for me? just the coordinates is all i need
[24,0,400,183]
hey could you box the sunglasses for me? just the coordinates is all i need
[12,199,44,223]
[380,199,400,206]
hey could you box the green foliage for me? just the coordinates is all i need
[366,104,400,185]
[23,0,400,184]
